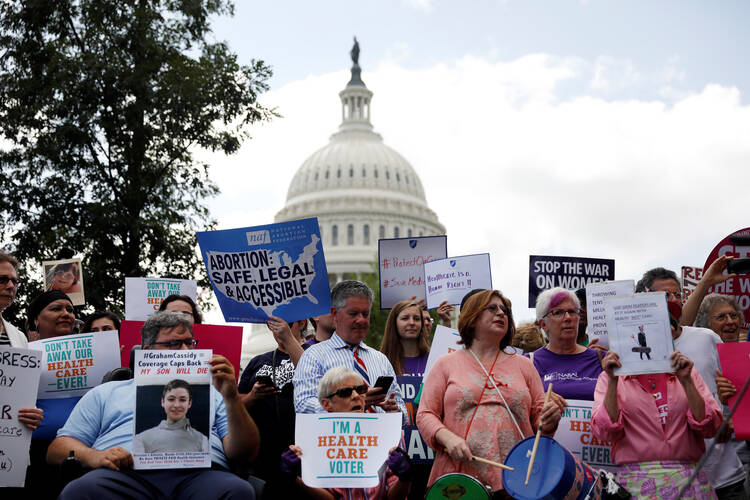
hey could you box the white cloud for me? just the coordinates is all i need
[204,53,750,324]
[402,0,433,12]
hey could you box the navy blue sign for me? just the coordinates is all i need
[397,375,434,465]
[528,255,615,307]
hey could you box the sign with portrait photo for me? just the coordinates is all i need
[42,258,85,306]
[125,277,198,321]
[133,349,213,469]
[585,279,635,349]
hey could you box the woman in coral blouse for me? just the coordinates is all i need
[416,289,561,498]
[592,349,722,499]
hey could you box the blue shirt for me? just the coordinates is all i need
[33,396,81,441]
[56,379,231,468]
[293,332,407,424]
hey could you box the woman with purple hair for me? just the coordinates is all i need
[529,287,603,401]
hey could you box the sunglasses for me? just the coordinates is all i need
[149,338,199,349]
[0,276,19,286]
[326,384,368,399]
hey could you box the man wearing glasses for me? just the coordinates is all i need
[48,311,260,499]
[0,251,26,348]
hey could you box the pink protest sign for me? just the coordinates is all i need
[717,342,750,440]
[119,320,243,381]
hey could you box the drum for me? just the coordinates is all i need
[425,473,492,500]
[502,436,602,500]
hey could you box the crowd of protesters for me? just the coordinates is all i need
[0,249,748,500]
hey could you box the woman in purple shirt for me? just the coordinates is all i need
[530,287,603,400]
[380,299,430,376]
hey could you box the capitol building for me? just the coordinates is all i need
[242,42,445,361]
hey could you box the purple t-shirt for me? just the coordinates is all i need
[402,353,428,376]
[528,347,602,401]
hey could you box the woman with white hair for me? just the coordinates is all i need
[530,287,602,400]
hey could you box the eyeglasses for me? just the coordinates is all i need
[711,312,740,322]
[326,384,368,399]
[544,308,582,320]
[484,304,509,316]
[149,338,199,349]
[0,276,19,286]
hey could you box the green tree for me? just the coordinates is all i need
[0,0,273,323]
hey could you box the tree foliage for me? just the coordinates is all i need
[0,0,273,323]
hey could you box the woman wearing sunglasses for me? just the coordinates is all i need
[280,366,412,499]
[417,289,561,498]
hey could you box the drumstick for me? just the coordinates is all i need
[525,383,553,485]
[472,455,514,471]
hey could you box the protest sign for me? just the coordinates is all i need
[42,257,85,306]
[604,292,674,376]
[703,227,750,329]
[717,343,750,440]
[125,278,197,321]
[295,412,402,488]
[528,255,615,308]
[0,347,42,487]
[133,349,213,469]
[585,280,635,349]
[378,236,447,309]
[423,253,491,309]
[29,331,120,399]
[119,321,242,381]
[681,267,703,306]
[197,218,331,323]
[556,399,616,473]
[397,376,434,465]
[423,325,463,378]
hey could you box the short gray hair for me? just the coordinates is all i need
[695,293,742,329]
[331,280,373,311]
[318,366,363,402]
[536,287,580,321]
[141,311,193,347]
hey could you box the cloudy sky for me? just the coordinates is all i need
[200,0,750,328]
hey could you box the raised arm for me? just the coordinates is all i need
[681,256,734,326]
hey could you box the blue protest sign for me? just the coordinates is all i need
[528,255,615,308]
[197,218,332,323]
[397,375,434,465]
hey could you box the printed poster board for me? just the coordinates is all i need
[378,236,447,309]
[397,375,434,465]
[125,277,197,321]
[585,280,635,349]
[42,257,85,306]
[0,347,42,487]
[529,255,614,308]
[133,349,213,469]
[295,412,402,488]
[604,292,674,376]
[119,321,242,382]
[423,253,492,309]
[197,218,331,323]
[556,399,616,473]
[29,331,120,399]
[717,342,750,439]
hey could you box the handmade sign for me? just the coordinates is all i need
[378,236,447,309]
[528,255,614,307]
[119,321,242,381]
[125,278,197,321]
[556,399,616,473]
[0,347,42,487]
[585,280,635,349]
[703,227,750,329]
[42,257,85,305]
[423,253,491,309]
[604,292,674,376]
[681,266,703,306]
[295,412,402,488]
[717,342,750,440]
[423,325,463,378]
[197,218,331,323]
[29,331,120,399]
[397,376,434,465]
[133,349,213,469]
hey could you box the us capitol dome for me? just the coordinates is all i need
[275,39,445,282]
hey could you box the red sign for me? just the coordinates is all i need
[703,227,750,329]
[119,320,243,381]
[717,343,750,440]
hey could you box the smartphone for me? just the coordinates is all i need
[727,258,750,275]
[373,376,394,394]
[256,375,276,388]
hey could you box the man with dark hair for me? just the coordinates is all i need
[293,280,406,422]
[48,311,259,499]
[635,267,682,303]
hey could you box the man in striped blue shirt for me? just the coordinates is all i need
[293,280,407,424]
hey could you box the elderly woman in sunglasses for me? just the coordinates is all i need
[529,287,603,401]
[280,366,412,499]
